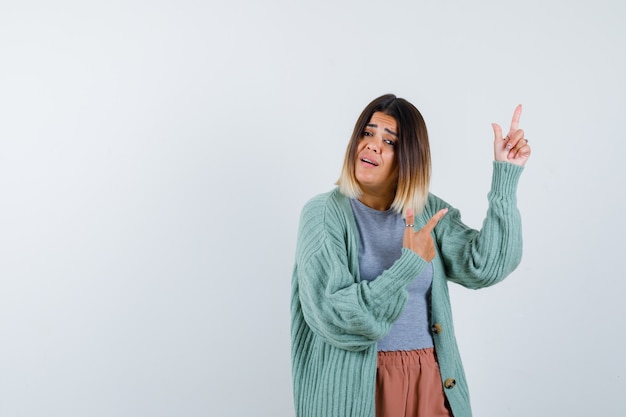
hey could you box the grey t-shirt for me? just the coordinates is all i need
[350,198,434,351]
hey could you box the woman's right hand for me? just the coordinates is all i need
[403,208,448,262]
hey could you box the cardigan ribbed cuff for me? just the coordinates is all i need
[368,248,427,301]
[490,161,524,196]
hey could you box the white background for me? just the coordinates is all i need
[1,1,625,416]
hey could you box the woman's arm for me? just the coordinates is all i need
[294,193,426,351]
[432,161,524,289]
[433,105,530,288]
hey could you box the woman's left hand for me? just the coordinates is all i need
[492,104,531,167]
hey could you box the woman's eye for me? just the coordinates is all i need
[384,139,396,146]
[362,131,373,137]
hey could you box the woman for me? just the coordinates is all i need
[291,94,530,417]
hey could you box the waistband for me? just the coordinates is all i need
[377,348,438,366]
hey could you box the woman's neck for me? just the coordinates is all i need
[358,191,395,211]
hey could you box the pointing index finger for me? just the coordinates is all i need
[509,104,523,133]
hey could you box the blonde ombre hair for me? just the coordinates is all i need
[336,94,431,216]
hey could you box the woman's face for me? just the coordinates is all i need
[354,111,399,198]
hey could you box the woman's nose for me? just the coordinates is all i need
[366,140,379,153]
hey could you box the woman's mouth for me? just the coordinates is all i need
[361,157,378,166]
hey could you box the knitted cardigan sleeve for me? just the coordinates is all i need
[294,191,427,352]
[430,161,524,289]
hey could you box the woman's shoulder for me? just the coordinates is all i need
[299,188,352,232]
[297,189,353,252]
[302,188,348,216]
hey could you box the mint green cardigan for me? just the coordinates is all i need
[291,162,524,417]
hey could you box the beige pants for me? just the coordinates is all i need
[376,348,453,417]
